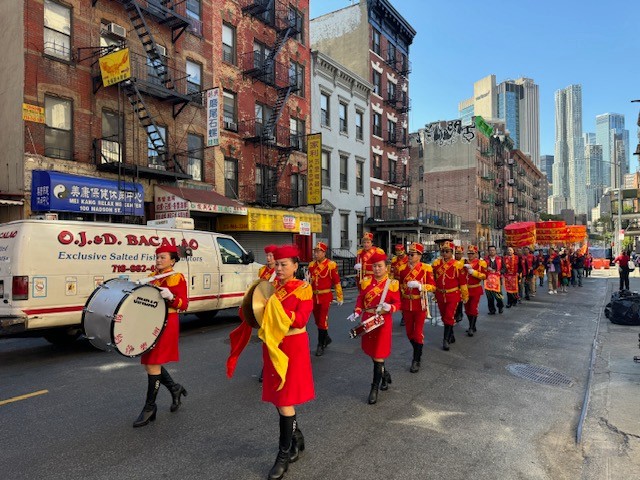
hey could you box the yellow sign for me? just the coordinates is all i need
[306,133,322,205]
[217,207,321,233]
[99,48,131,87]
[22,103,45,123]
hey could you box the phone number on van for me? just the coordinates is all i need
[112,264,156,273]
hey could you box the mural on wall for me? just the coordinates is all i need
[423,120,476,146]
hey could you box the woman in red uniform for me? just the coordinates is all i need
[134,245,189,428]
[351,251,401,404]
[463,245,486,336]
[261,245,314,480]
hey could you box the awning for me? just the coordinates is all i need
[0,199,24,206]
[217,207,321,233]
[155,186,247,217]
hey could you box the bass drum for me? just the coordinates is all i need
[82,278,168,357]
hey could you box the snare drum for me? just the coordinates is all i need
[349,315,385,339]
[82,278,168,357]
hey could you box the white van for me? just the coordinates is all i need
[0,219,260,344]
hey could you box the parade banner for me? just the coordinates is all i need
[306,133,322,205]
[99,48,131,87]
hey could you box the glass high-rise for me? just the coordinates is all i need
[596,113,629,187]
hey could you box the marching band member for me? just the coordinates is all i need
[453,245,467,323]
[390,243,409,279]
[484,245,505,315]
[354,232,385,291]
[308,242,343,356]
[463,245,486,336]
[397,242,435,373]
[350,251,401,404]
[259,244,278,281]
[134,245,189,428]
[432,241,469,351]
[503,247,520,307]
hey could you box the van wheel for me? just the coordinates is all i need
[195,310,219,321]
[44,329,81,346]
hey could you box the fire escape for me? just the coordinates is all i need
[239,0,302,207]
[89,0,198,179]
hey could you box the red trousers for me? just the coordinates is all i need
[435,291,461,326]
[402,309,427,344]
[312,301,330,330]
[464,293,482,317]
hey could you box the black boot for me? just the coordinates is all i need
[259,367,263,383]
[323,331,332,348]
[410,342,422,373]
[133,374,160,428]
[448,325,456,344]
[268,414,295,480]
[471,315,478,333]
[380,363,391,391]
[368,362,383,404]
[289,427,305,463]
[466,315,474,337]
[442,326,450,351]
[160,367,187,413]
[315,329,326,357]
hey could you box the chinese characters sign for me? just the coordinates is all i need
[206,88,220,146]
[99,48,131,87]
[306,133,322,205]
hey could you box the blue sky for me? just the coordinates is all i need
[310,0,640,170]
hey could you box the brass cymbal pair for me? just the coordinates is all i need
[241,279,275,328]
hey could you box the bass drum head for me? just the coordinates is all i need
[83,278,129,352]
[111,284,168,357]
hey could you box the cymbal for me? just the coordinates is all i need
[241,280,274,328]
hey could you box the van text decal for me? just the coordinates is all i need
[57,230,199,250]
[0,230,18,239]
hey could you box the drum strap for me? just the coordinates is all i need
[376,278,391,314]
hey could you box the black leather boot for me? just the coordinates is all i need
[471,315,478,333]
[268,414,295,480]
[289,427,305,463]
[368,362,383,404]
[442,326,450,351]
[323,331,332,348]
[160,367,188,412]
[315,329,326,356]
[466,315,474,336]
[259,367,263,383]
[380,363,391,391]
[410,342,422,373]
[448,325,456,344]
[133,374,161,428]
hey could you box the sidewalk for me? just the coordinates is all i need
[581,270,640,479]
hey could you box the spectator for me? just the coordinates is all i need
[614,250,631,291]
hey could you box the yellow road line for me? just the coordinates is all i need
[0,389,49,406]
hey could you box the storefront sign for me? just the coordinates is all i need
[31,170,144,216]
[299,221,311,236]
[99,48,131,87]
[206,88,220,146]
[306,133,322,205]
[217,207,321,233]
[22,103,45,123]
[474,115,494,138]
[154,186,247,217]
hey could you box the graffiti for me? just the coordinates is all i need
[423,120,476,146]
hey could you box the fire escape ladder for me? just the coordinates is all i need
[264,148,293,206]
[263,83,294,142]
[124,1,176,91]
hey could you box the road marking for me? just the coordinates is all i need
[0,389,49,406]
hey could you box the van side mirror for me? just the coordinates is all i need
[242,251,255,265]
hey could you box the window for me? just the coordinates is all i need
[186,60,202,94]
[147,124,166,169]
[224,157,238,198]
[419,189,424,204]
[388,157,397,183]
[290,61,304,96]
[222,23,236,65]
[355,110,363,140]
[356,160,364,194]
[253,42,274,83]
[255,103,273,137]
[418,165,424,180]
[186,0,202,35]
[320,92,330,127]
[290,117,305,151]
[402,126,408,146]
[147,49,168,87]
[388,197,397,209]
[289,6,304,44]
[372,28,380,55]
[340,214,349,248]
[321,214,331,242]
[373,195,382,217]
[373,154,382,179]
[372,70,381,96]
[44,0,71,60]
[290,173,306,206]
[340,155,348,190]
[373,113,382,137]
[322,150,330,187]
[256,164,276,202]
[223,90,237,131]
[356,214,364,240]
[101,110,123,163]
[187,133,203,181]
[387,120,396,142]
[400,53,408,73]
[387,43,396,65]
[387,81,396,102]
[339,102,348,133]
[418,142,424,158]
[217,237,244,265]
[45,95,72,159]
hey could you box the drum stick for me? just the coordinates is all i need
[135,271,174,285]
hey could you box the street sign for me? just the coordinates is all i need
[619,229,625,241]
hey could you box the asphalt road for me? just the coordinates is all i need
[1,277,607,480]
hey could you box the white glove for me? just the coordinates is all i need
[467,268,476,276]
[336,300,344,306]
[347,312,360,322]
[407,280,421,290]
[464,263,472,269]
[354,263,362,271]
[159,287,174,301]
[380,302,392,312]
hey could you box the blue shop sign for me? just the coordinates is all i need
[31,170,144,216]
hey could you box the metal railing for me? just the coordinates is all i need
[240,51,297,89]
[365,205,461,230]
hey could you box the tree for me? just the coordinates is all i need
[539,213,563,221]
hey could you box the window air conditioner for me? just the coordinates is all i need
[509,214,515,220]
[508,178,515,185]
[224,120,238,131]
[107,23,127,39]
[507,158,514,164]
[155,44,167,57]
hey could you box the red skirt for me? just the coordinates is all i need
[361,312,393,359]
[262,332,315,407]
[141,312,179,365]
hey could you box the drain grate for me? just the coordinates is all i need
[506,363,574,387]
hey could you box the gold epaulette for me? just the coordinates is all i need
[361,275,373,290]
[388,279,400,292]
[165,272,183,287]
[293,282,313,301]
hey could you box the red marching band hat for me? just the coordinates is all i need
[440,240,456,251]
[273,244,300,261]
[467,245,479,254]
[455,245,464,253]
[314,242,328,252]
[394,243,405,252]
[368,251,387,264]
[362,232,374,241]
[156,245,178,255]
[408,242,424,254]
[264,244,278,254]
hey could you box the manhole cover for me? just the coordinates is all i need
[506,364,573,387]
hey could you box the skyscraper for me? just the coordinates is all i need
[540,154,554,185]
[585,144,603,217]
[596,113,629,187]
[553,85,586,215]
[459,75,540,168]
